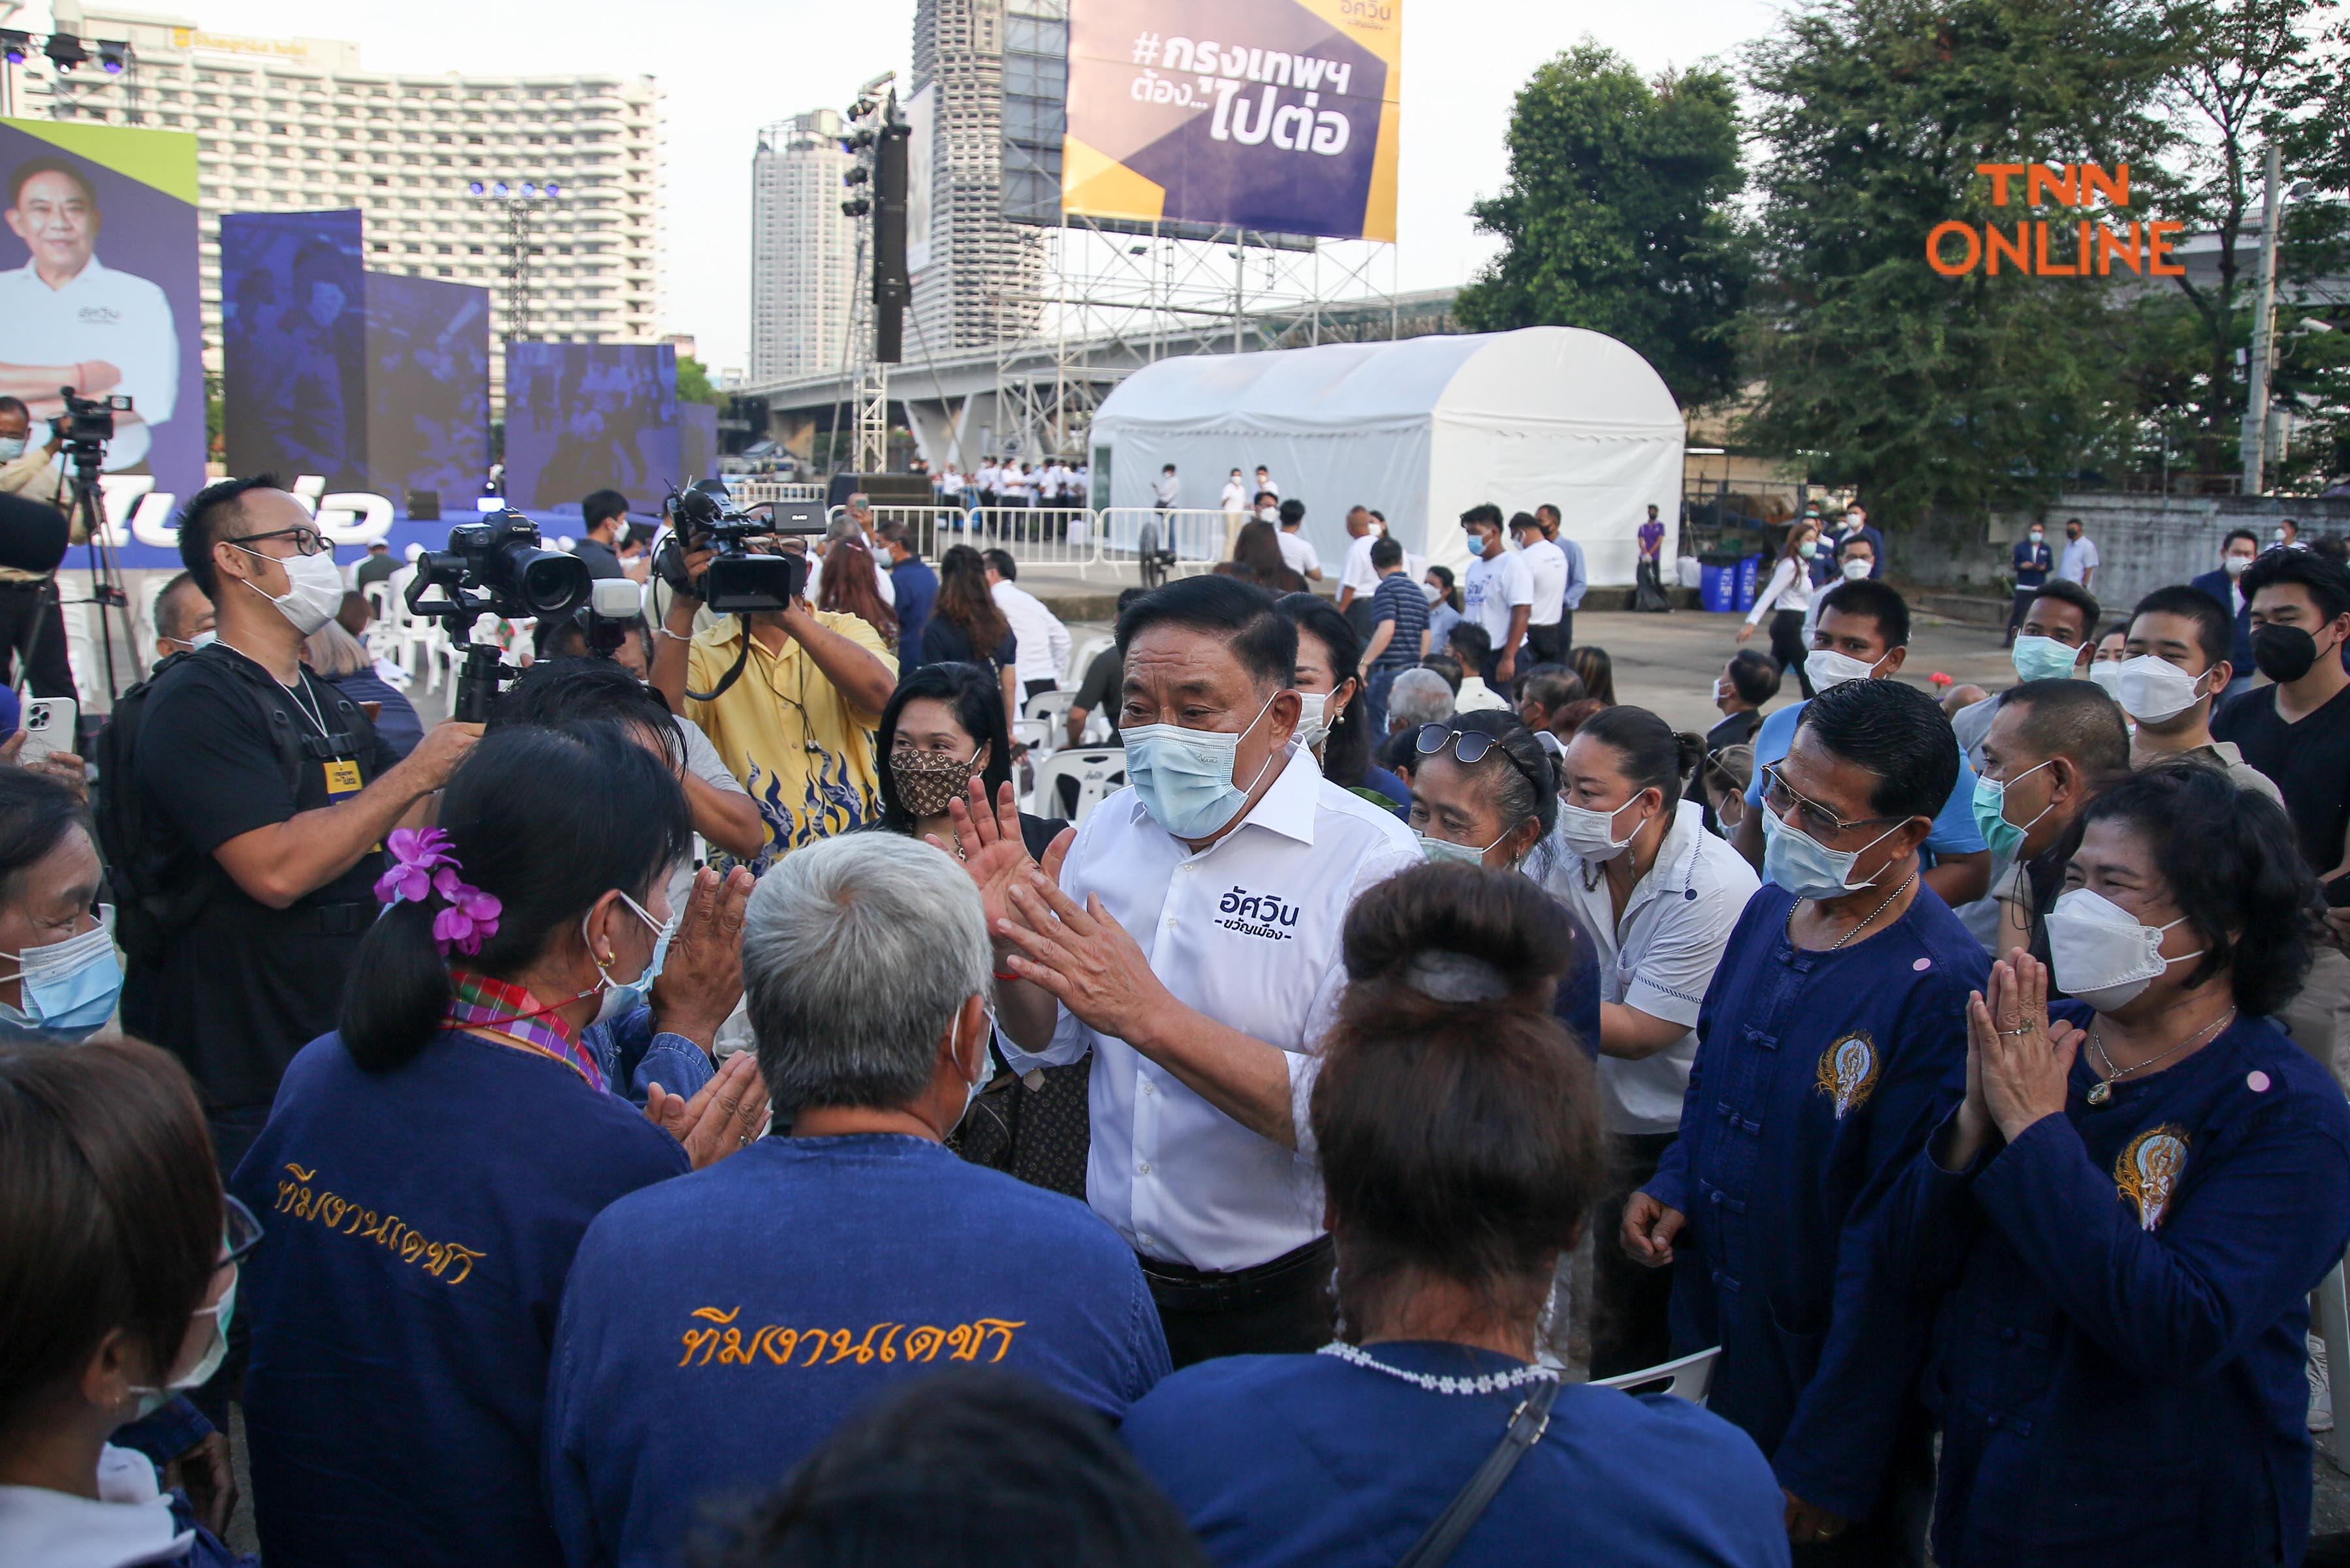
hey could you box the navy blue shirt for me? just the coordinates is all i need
[2011,538,2052,589]
[544,1133,1170,1568]
[890,555,938,666]
[230,1029,689,1568]
[1123,1343,1790,1568]
[2189,567,2256,679]
[1883,1009,2350,1567]
[1642,883,1986,1520]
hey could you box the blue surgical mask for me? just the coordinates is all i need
[2009,635,2080,683]
[1465,534,1488,558]
[0,908,122,1039]
[586,891,667,1027]
[0,436,25,463]
[1123,693,1281,840]
[1761,810,1905,902]
[1969,759,2052,862]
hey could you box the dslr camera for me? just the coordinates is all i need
[408,511,594,623]
[653,481,826,615]
[54,388,131,458]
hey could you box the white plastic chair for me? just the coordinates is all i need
[1011,717,1054,759]
[1030,747,1125,826]
[1025,689,1076,728]
[1590,1345,1720,1404]
[1065,631,1114,688]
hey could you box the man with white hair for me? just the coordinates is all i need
[545,833,1168,1568]
[1383,665,1455,734]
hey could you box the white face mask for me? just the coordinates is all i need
[1295,692,1334,751]
[2224,555,2252,576]
[1418,828,1509,867]
[0,435,25,463]
[2112,655,2209,725]
[2088,660,2126,698]
[1806,646,1886,692]
[236,544,343,636]
[1840,557,1873,582]
[1558,794,1642,860]
[2045,887,2204,1012]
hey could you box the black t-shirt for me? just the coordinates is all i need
[1073,646,1123,743]
[354,553,400,590]
[2212,681,2350,873]
[572,537,625,581]
[121,644,400,1108]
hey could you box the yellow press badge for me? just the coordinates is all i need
[324,759,362,802]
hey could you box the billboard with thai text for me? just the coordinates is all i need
[1061,0,1400,242]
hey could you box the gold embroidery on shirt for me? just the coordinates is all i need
[677,1309,1027,1369]
[272,1161,485,1284]
[2115,1125,2190,1232]
[1814,1032,1881,1120]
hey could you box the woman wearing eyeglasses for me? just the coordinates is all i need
[1403,709,1601,1061]
[0,1038,255,1568]
[1881,764,2350,1567]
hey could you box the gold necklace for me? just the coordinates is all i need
[1790,871,1917,952]
[2086,1009,2234,1106]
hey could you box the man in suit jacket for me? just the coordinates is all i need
[2191,527,2262,699]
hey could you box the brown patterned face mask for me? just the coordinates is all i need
[892,747,982,819]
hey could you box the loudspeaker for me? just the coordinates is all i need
[406,490,442,521]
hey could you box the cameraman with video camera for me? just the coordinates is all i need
[648,492,897,875]
[118,476,483,1176]
[0,395,76,696]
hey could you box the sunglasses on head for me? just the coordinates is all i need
[1415,725,1549,799]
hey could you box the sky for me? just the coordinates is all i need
[46,0,1789,371]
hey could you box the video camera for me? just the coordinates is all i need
[54,388,131,456]
[405,511,594,721]
[652,480,826,615]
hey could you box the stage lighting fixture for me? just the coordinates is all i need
[97,40,127,73]
[46,33,87,72]
[468,180,486,195]
[544,182,560,196]
[841,196,870,217]
[0,31,28,65]
[842,165,869,186]
[846,127,875,150]
[492,181,510,196]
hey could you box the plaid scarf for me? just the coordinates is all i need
[445,969,605,1095]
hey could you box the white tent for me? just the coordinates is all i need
[1089,326,1685,584]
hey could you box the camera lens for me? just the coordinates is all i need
[512,548,593,618]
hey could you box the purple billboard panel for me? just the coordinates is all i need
[680,401,718,483]
[0,118,205,499]
[221,209,368,491]
[1063,0,1402,242]
[501,343,680,512]
[365,274,491,510]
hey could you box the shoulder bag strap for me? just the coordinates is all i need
[1394,1377,1564,1568]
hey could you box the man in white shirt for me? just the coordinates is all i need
[2058,516,2099,589]
[1509,510,1569,666]
[1272,499,1323,582]
[1219,469,1248,512]
[984,547,1071,698]
[975,461,1001,507]
[1537,503,1590,653]
[1152,463,1180,510]
[0,157,180,472]
[975,574,1419,1364]
[1253,465,1277,499]
[1459,503,1532,683]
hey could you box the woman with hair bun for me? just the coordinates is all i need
[1539,704,1761,1381]
[1884,763,2350,1567]
[226,722,770,1568]
[1122,862,1787,1568]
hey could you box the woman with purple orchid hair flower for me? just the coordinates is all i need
[221,721,771,1568]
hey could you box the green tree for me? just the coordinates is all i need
[1736,0,2180,529]
[675,354,727,408]
[1455,42,1749,409]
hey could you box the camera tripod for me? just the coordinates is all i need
[15,437,133,707]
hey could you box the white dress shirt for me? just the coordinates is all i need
[2059,535,2099,582]
[0,255,180,471]
[1221,477,1249,512]
[1276,529,1321,578]
[1518,538,1568,627]
[1536,800,1761,1134]
[992,578,1071,687]
[999,746,1421,1270]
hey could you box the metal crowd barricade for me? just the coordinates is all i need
[728,478,827,505]
[1095,507,1230,578]
[965,507,1103,576]
[850,505,984,565]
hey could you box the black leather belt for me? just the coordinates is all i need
[1138,1233,1333,1313]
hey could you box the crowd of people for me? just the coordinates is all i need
[5,471,2350,1568]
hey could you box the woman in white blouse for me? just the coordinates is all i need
[1737,519,1821,698]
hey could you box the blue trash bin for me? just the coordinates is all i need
[1700,563,1736,613]
[1735,554,1763,612]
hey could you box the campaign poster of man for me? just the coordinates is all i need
[0,118,203,495]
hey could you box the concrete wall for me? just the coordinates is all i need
[1898,493,2350,616]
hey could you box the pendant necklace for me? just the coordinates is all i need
[2085,1009,2234,1106]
